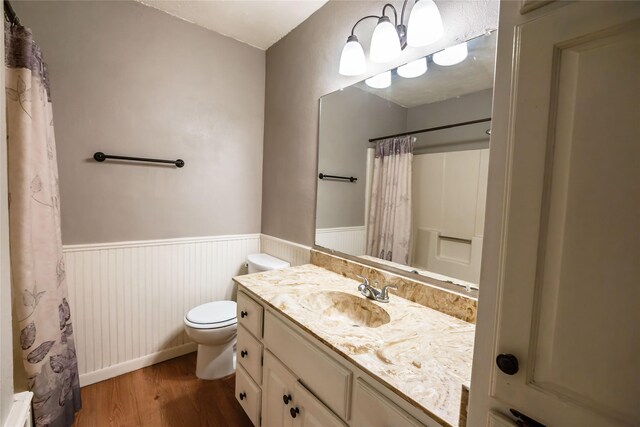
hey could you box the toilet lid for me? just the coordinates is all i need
[186,301,237,325]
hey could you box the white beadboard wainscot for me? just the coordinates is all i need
[260,234,311,266]
[315,226,366,256]
[63,234,260,386]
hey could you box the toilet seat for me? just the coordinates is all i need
[185,301,237,330]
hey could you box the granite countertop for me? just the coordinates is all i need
[233,264,475,427]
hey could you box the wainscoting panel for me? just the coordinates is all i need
[315,226,366,256]
[260,234,311,266]
[63,234,260,386]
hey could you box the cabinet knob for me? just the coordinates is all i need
[240,310,248,318]
[496,353,519,375]
[240,350,248,358]
[283,394,292,405]
[239,392,246,401]
[290,407,299,418]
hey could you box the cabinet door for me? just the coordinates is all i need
[290,382,347,427]
[352,379,422,427]
[262,350,296,427]
[489,2,640,426]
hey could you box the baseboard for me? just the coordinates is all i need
[79,342,197,387]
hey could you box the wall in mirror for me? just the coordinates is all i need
[316,32,497,289]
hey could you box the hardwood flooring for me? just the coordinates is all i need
[72,353,253,427]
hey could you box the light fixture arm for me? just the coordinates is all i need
[400,0,411,27]
[350,15,380,36]
[382,3,398,26]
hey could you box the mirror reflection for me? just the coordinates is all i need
[316,32,497,289]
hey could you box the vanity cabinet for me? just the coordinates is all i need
[352,379,422,427]
[261,350,296,427]
[235,289,435,427]
[236,364,262,426]
[262,350,346,427]
[289,381,347,427]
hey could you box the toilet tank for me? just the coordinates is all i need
[247,253,290,274]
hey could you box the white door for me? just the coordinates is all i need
[261,350,296,427]
[487,1,640,426]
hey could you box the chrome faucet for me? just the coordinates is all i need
[356,275,397,303]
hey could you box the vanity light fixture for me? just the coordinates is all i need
[365,70,392,89]
[397,57,428,78]
[433,42,468,66]
[370,16,402,63]
[338,0,443,76]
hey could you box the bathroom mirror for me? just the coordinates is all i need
[315,32,497,290]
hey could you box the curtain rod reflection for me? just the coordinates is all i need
[368,117,492,143]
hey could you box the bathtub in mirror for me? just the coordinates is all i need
[315,32,497,290]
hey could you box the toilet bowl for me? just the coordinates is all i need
[184,253,289,380]
[183,300,237,380]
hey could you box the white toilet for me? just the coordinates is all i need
[247,253,290,274]
[183,253,289,380]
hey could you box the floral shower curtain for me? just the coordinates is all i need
[5,23,81,427]
[366,136,413,265]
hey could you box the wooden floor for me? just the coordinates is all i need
[72,353,253,427]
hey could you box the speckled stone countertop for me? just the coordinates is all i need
[233,264,475,427]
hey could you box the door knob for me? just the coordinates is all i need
[239,392,246,400]
[240,350,248,358]
[283,394,292,405]
[240,310,248,318]
[496,353,519,375]
[290,407,299,418]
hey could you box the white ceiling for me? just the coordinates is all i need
[137,0,329,50]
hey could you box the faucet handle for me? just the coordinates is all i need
[377,284,398,302]
[356,274,369,287]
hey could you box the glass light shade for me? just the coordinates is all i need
[406,0,444,47]
[397,57,428,78]
[339,35,366,76]
[365,71,391,89]
[370,17,401,63]
[433,42,468,66]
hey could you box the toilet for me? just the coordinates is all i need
[247,253,290,274]
[183,253,289,380]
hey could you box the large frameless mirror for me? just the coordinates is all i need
[315,32,497,290]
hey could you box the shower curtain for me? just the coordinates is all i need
[366,136,413,265]
[5,23,81,427]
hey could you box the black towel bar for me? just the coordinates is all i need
[318,173,357,182]
[93,152,184,168]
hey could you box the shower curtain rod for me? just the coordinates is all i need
[4,0,20,26]
[368,117,492,143]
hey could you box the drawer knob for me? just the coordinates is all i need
[240,350,248,358]
[496,353,519,375]
[283,394,292,405]
[239,392,246,401]
[240,310,248,318]
[290,407,299,418]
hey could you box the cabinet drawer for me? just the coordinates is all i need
[238,324,263,385]
[238,291,264,338]
[263,310,352,420]
[352,379,423,427]
[236,364,262,427]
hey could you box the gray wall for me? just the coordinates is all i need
[317,86,406,229]
[14,1,266,245]
[407,88,493,154]
[262,0,499,246]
